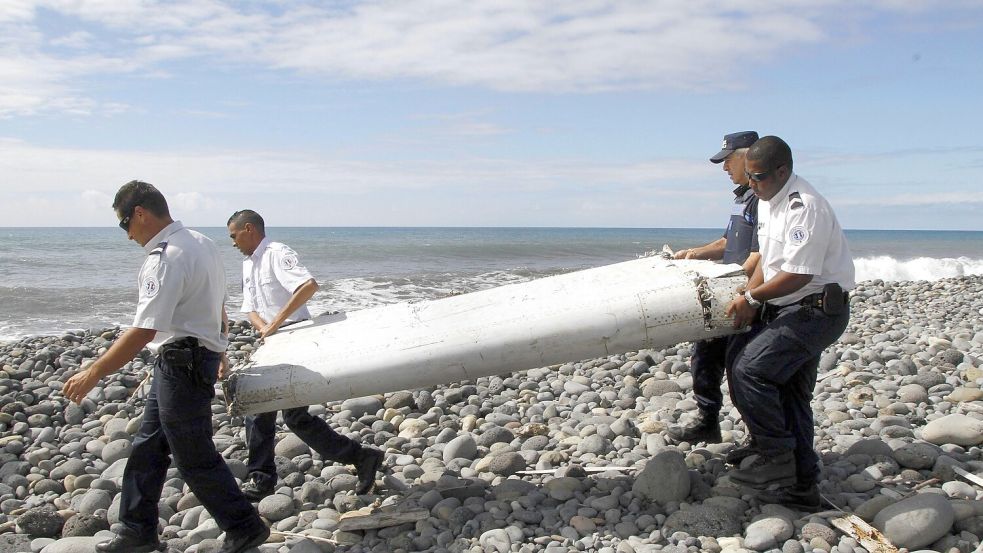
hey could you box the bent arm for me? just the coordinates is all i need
[259,278,319,339]
[673,237,726,260]
[748,271,813,303]
[272,279,318,328]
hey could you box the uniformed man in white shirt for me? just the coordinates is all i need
[64,181,268,553]
[724,137,854,509]
[226,209,384,499]
[668,130,762,447]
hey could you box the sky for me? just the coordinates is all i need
[1,0,982,230]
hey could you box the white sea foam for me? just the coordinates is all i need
[308,270,542,314]
[853,256,983,283]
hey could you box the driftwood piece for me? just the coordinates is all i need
[829,514,897,553]
[336,506,429,531]
[954,466,983,489]
[516,466,636,476]
[271,531,338,545]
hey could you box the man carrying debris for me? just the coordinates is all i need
[226,209,385,499]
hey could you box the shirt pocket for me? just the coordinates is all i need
[259,269,278,305]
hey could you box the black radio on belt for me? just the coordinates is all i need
[799,283,848,315]
[160,337,203,369]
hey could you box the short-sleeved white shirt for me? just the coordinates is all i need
[757,173,856,306]
[132,221,229,353]
[240,237,314,324]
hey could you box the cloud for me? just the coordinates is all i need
[0,138,718,226]
[171,191,220,212]
[2,1,980,116]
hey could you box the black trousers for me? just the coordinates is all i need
[727,303,849,485]
[120,350,263,539]
[245,407,362,487]
[690,335,733,414]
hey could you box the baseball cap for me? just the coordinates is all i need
[710,131,759,164]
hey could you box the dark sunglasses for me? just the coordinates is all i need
[118,207,135,231]
[745,164,784,182]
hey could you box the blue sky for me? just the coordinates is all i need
[1,1,982,229]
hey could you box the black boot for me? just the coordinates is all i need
[756,481,821,511]
[724,435,759,465]
[96,530,160,553]
[667,410,722,444]
[241,474,275,501]
[730,450,797,487]
[218,524,270,553]
[354,447,384,495]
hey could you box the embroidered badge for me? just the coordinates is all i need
[280,253,298,270]
[789,226,809,245]
[142,275,160,298]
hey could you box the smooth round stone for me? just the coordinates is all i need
[897,384,928,403]
[577,434,610,455]
[662,505,741,538]
[442,434,478,463]
[633,450,689,504]
[258,493,295,521]
[476,427,514,448]
[941,480,976,499]
[921,414,983,446]
[340,397,382,419]
[100,439,132,465]
[873,493,955,550]
[76,489,113,516]
[274,434,310,459]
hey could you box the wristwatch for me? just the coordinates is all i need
[744,289,762,309]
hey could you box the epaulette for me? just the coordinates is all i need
[789,192,804,210]
[150,241,168,256]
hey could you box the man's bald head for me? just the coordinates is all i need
[747,136,793,172]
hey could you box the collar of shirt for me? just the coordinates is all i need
[736,187,756,203]
[249,237,271,261]
[143,220,184,254]
[764,173,799,209]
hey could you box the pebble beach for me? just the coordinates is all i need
[1,275,982,553]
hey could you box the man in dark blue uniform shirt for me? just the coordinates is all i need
[668,131,761,446]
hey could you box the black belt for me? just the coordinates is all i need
[765,291,849,317]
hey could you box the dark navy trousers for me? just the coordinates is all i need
[245,407,361,487]
[120,350,263,539]
[727,303,849,485]
[690,336,732,414]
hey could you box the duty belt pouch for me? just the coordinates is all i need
[161,342,208,388]
[821,283,847,315]
[161,345,194,368]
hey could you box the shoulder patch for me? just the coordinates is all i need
[789,225,809,245]
[142,274,161,298]
[280,253,299,270]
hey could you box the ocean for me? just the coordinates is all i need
[2,227,982,342]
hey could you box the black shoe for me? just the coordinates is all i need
[354,447,385,495]
[724,436,759,465]
[96,531,161,553]
[667,410,722,444]
[730,450,796,487]
[219,525,270,553]
[241,475,274,501]
[756,482,821,511]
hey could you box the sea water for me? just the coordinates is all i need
[1,227,981,341]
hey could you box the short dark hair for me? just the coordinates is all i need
[112,180,170,218]
[227,209,265,235]
[747,136,793,171]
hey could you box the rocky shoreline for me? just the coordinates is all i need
[1,276,982,553]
